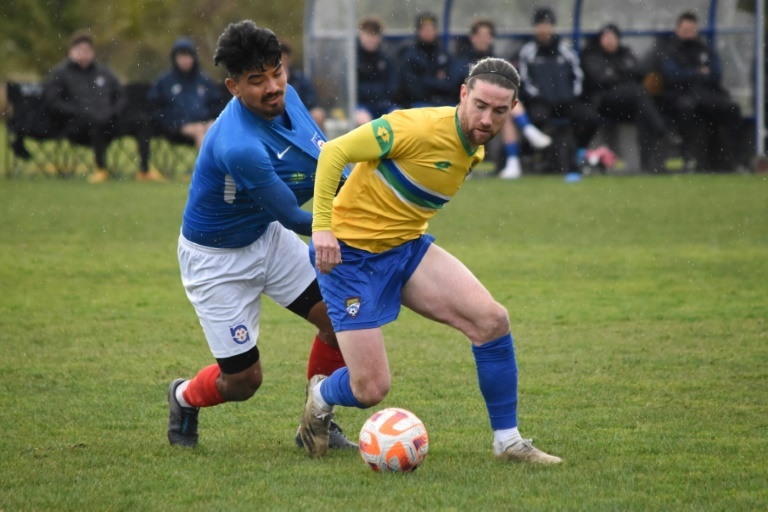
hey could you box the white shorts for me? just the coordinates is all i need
[178,222,316,359]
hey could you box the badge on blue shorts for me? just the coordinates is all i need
[345,297,361,318]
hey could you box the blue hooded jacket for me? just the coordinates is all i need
[148,37,223,132]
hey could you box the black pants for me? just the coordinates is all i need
[591,84,667,170]
[63,114,151,172]
[525,98,601,149]
[665,87,742,170]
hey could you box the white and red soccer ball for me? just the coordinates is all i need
[359,407,429,473]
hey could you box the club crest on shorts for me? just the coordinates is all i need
[229,324,250,344]
[345,297,361,318]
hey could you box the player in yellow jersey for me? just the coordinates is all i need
[300,57,562,464]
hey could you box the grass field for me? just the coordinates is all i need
[0,174,766,511]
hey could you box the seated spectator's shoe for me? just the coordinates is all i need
[498,158,522,180]
[295,420,358,450]
[167,378,199,447]
[136,168,167,183]
[522,124,552,149]
[564,172,582,183]
[299,374,334,458]
[87,169,110,184]
[494,438,562,464]
[42,163,59,177]
[11,137,32,160]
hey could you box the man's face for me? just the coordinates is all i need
[175,52,194,73]
[69,42,95,69]
[458,80,517,146]
[470,26,494,54]
[418,21,437,43]
[600,31,619,53]
[676,19,699,40]
[359,30,382,52]
[226,62,287,120]
[534,21,554,43]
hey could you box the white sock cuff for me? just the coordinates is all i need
[313,380,332,412]
[493,427,522,452]
[175,381,191,408]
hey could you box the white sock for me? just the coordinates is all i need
[175,381,192,408]
[312,380,333,413]
[493,427,522,454]
[523,124,552,149]
[499,157,521,179]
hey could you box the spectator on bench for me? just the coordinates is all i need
[354,16,398,126]
[452,18,551,179]
[43,30,163,183]
[660,11,742,172]
[148,37,223,149]
[581,24,667,172]
[517,7,600,181]
[280,41,326,132]
[395,12,455,108]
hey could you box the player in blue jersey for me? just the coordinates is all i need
[167,20,355,450]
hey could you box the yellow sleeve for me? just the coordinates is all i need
[312,118,395,231]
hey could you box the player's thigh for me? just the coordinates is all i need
[178,235,266,359]
[401,244,499,332]
[262,223,316,307]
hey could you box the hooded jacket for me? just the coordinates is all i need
[148,37,222,131]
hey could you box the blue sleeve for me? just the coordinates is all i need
[246,180,312,236]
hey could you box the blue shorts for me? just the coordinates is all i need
[309,234,435,332]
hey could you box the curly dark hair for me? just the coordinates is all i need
[213,20,282,78]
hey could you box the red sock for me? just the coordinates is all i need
[182,364,225,407]
[307,335,346,380]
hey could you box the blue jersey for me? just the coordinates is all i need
[181,85,326,248]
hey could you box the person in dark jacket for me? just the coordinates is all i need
[354,16,398,126]
[148,37,223,149]
[517,7,600,180]
[395,12,455,108]
[43,30,161,183]
[280,41,326,131]
[660,11,742,172]
[581,24,667,172]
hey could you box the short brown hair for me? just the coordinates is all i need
[677,11,698,25]
[470,18,495,37]
[359,16,383,35]
[70,30,94,48]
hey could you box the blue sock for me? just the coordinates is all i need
[319,367,366,409]
[577,147,587,164]
[513,112,532,129]
[471,333,518,430]
[504,142,520,159]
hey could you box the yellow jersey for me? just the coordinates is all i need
[313,107,483,253]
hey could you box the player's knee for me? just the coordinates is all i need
[470,302,510,342]
[220,370,262,402]
[353,375,390,407]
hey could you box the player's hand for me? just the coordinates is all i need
[312,230,341,274]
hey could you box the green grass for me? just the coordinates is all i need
[0,175,766,511]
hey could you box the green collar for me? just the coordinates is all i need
[454,108,479,157]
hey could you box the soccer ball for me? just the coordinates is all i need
[359,407,429,473]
